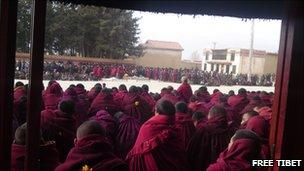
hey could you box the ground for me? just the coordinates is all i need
[16,77,275,94]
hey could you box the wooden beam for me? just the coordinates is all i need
[0,0,18,170]
[25,0,47,170]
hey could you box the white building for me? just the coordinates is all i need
[201,48,277,75]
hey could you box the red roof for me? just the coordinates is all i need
[144,40,183,51]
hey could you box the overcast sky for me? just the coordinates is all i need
[133,11,282,60]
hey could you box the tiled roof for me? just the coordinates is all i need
[144,40,183,51]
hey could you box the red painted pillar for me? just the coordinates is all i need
[269,1,304,171]
[0,0,18,170]
[25,0,47,171]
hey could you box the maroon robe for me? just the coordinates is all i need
[258,106,272,121]
[122,93,152,124]
[210,91,223,105]
[240,100,265,115]
[197,91,211,103]
[177,82,193,103]
[207,139,261,171]
[187,115,235,171]
[13,86,26,103]
[55,135,128,171]
[113,90,128,106]
[90,110,117,142]
[126,115,189,171]
[141,91,156,109]
[89,92,120,116]
[114,114,140,159]
[174,112,196,149]
[159,93,179,105]
[227,95,249,114]
[188,101,209,114]
[43,83,63,110]
[41,109,76,162]
[87,87,99,103]
[245,115,270,159]
[11,142,60,171]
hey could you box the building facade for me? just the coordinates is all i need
[136,40,187,69]
[201,48,277,75]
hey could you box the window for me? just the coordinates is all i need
[226,65,230,73]
[231,52,235,61]
[212,49,227,60]
[232,65,236,74]
[204,63,207,71]
[205,52,209,60]
[211,63,214,71]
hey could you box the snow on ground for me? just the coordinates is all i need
[16,77,275,94]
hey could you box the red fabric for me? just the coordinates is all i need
[114,114,140,159]
[13,86,26,102]
[187,115,235,171]
[241,100,265,115]
[87,87,99,103]
[126,115,189,171]
[55,135,128,171]
[228,95,249,114]
[11,142,60,171]
[113,90,128,106]
[122,93,153,124]
[210,91,223,105]
[43,94,61,110]
[89,92,120,116]
[188,101,209,114]
[41,109,76,162]
[174,112,196,149]
[197,91,211,103]
[159,93,179,105]
[258,106,272,121]
[75,86,87,96]
[90,110,117,142]
[177,82,193,103]
[141,91,156,109]
[207,139,261,171]
[246,115,270,159]
[260,94,272,107]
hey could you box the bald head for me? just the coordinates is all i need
[76,121,105,140]
[181,76,188,83]
[155,100,175,116]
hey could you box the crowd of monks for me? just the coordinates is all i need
[15,60,275,86]
[12,76,273,171]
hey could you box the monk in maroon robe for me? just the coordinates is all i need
[14,82,26,103]
[207,129,262,171]
[195,86,211,103]
[114,112,140,159]
[177,76,193,103]
[90,110,117,143]
[187,106,236,171]
[89,88,120,116]
[254,105,272,122]
[260,91,272,107]
[113,84,128,106]
[241,96,265,115]
[228,88,249,115]
[240,110,259,129]
[159,88,180,105]
[126,100,190,171]
[11,123,60,171]
[87,83,102,103]
[55,121,128,171]
[174,102,195,149]
[210,89,223,105]
[141,84,156,109]
[41,100,76,162]
[218,95,240,126]
[122,86,152,124]
[192,111,208,129]
[245,115,270,159]
[42,83,63,110]
[188,95,209,114]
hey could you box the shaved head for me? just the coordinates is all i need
[208,105,227,119]
[76,121,105,140]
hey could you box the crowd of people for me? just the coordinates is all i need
[15,60,275,86]
[12,76,273,171]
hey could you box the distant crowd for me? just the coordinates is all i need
[15,60,275,86]
[12,76,273,170]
